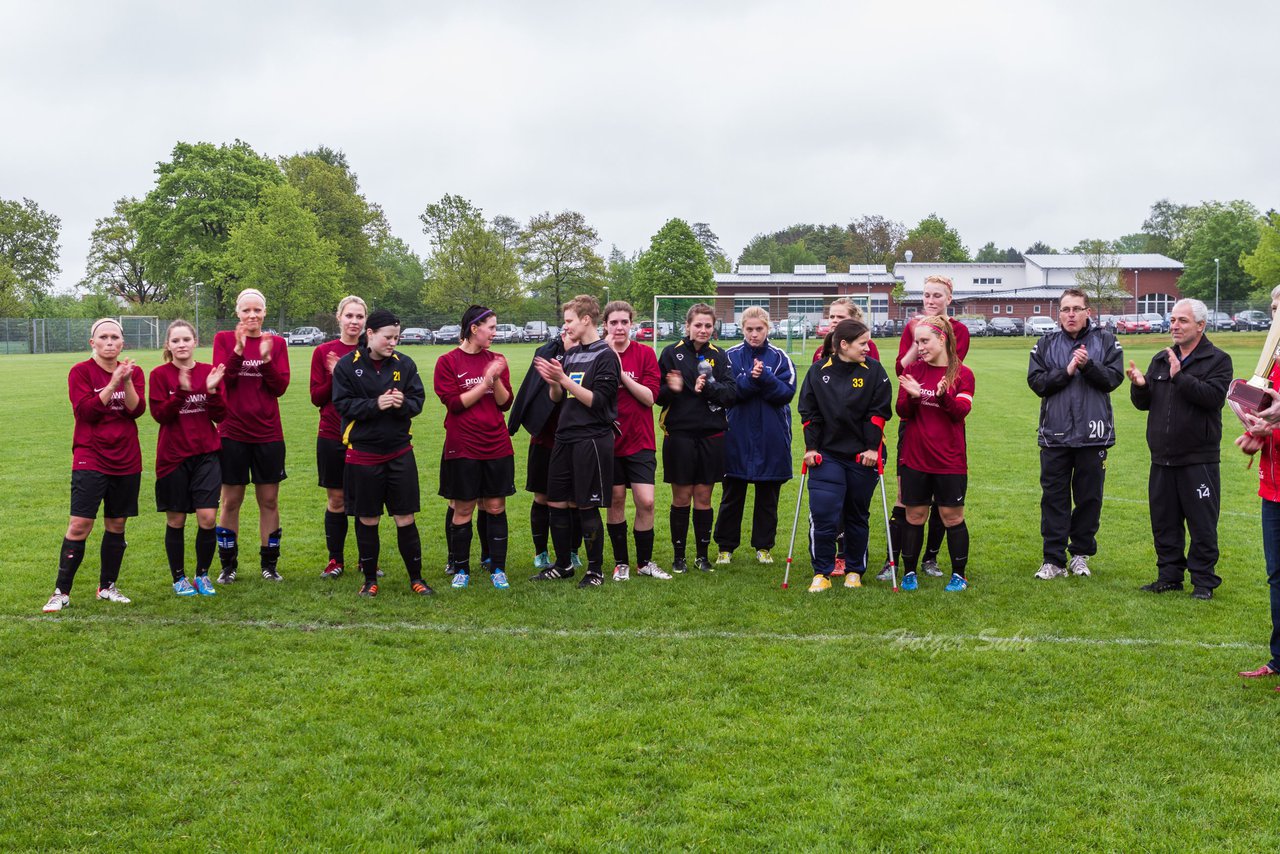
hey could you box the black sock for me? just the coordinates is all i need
[607,521,629,566]
[477,510,490,563]
[692,508,713,561]
[923,503,945,562]
[99,530,126,588]
[164,525,185,581]
[670,505,691,560]
[56,537,86,592]
[452,516,473,573]
[549,506,573,569]
[900,521,924,574]
[570,511,583,555]
[216,526,238,572]
[355,520,381,583]
[445,506,457,569]
[486,511,508,571]
[889,506,906,564]
[946,521,970,579]
[195,526,215,576]
[260,528,282,571]
[324,510,348,564]
[634,527,654,567]
[397,522,423,581]
[580,509,604,574]
[530,502,550,555]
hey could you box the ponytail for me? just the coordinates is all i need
[916,315,960,388]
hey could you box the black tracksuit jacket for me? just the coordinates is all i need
[1129,335,1232,466]
[656,337,737,436]
[331,346,426,454]
[798,355,893,462]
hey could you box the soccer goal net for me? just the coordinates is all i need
[652,293,836,355]
[119,316,161,351]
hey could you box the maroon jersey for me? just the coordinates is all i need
[895,318,969,376]
[814,340,879,363]
[149,361,227,477]
[69,359,146,476]
[434,347,514,460]
[895,360,975,475]
[310,339,358,440]
[212,331,290,443]
[614,342,659,456]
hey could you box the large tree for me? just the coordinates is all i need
[133,140,284,318]
[0,196,61,307]
[691,222,731,272]
[632,218,715,313]
[518,210,607,309]
[222,183,344,326]
[847,215,906,266]
[1073,239,1124,312]
[419,193,484,249]
[425,218,521,317]
[1179,203,1262,302]
[605,245,638,307]
[1141,198,1193,259]
[902,213,969,262]
[1024,241,1059,256]
[374,235,428,318]
[81,197,165,304]
[1242,211,1280,295]
[975,242,1021,263]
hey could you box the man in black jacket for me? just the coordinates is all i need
[1128,298,1232,599]
[1027,289,1124,580]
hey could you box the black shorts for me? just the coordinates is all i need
[548,436,614,508]
[613,448,657,488]
[316,437,346,489]
[154,453,222,513]
[899,465,967,508]
[439,455,516,501]
[345,450,421,517]
[662,433,725,485]
[71,470,140,519]
[220,438,287,486]
[525,442,553,494]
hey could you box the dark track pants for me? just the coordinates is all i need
[714,477,782,552]
[1259,499,1280,671]
[807,456,877,576]
[1039,446,1107,566]
[1149,462,1221,590]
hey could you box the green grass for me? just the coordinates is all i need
[2,335,1279,851]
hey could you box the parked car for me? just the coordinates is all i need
[718,322,741,340]
[658,321,676,340]
[494,323,524,344]
[263,328,280,339]
[963,318,989,337]
[770,318,807,340]
[1207,311,1236,331]
[1115,315,1152,334]
[987,317,1018,336]
[434,324,462,344]
[399,327,431,345]
[633,321,655,341]
[1027,316,1057,336]
[1141,313,1169,333]
[873,319,903,338]
[286,326,325,346]
[523,320,551,342]
[1097,314,1118,332]
[1235,310,1269,331]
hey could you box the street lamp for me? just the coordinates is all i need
[194,281,202,342]
[1214,258,1220,328]
[1133,269,1139,317]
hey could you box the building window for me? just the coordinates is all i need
[1138,293,1176,315]
[1007,305,1014,314]
[787,298,824,321]
[733,298,769,320]
[973,277,1003,285]
[992,305,1000,314]
[1033,305,1042,314]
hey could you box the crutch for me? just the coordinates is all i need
[875,442,898,592]
[782,454,820,589]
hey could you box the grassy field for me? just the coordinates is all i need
[2,333,1278,851]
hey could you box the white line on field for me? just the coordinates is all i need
[3,612,1258,652]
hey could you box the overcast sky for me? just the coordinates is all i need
[3,0,1277,293]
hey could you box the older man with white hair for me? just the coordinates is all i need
[1128,298,1233,599]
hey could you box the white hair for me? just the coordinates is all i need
[1173,298,1207,324]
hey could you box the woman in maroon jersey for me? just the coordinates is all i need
[433,304,515,589]
[310,295,367,580]
[212,288,291,583]
[895,314,975,592]
[149,320,227,597]
[43,318,146,613]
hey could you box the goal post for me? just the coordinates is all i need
[652,293,841,355]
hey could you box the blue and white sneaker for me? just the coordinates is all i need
[194,575,217,596]
[491,570,510,590]
[945,573,968,592]
[173,577,197,597]
[533,552,551,570]
[570,552,583,570]
[451,572,470,589]
[901,572,918,591]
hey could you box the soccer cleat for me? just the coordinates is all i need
[694,557,715,573]
[578,571,605,588]
[193,575,217,596]
[444,561,457,577]
[756,549,773,564]
[533,551,552,571]
[1140,580,1183,593]
[261,568,283,582]
[320,559,344,579]
[637,561,672,580]
[876,561,894,582]
[491,570,510,590]
[612,563,630,582]
[831,557,846,577]
[715,551,732,565]
[945,573,968,592]
[844,571,863,589]
[451,572,470,589]
[1238,663,1278,679]
[900,572,918,591]
[42,589,70,613]
[1191,587,1213,601]
[96,584,131,604]
[358,582,378,597]
[808,574,831,593]
[1068,555,1091,577]
[570,552,583,570]
[1035,562,1067,580]
[922,559,944,578]
[671,557,688,574]
[530,565,574,581]
[173,577,197,597]
[217,568,237,584]
[410,579,435,596]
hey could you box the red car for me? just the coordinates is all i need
[1115,315,1152,334]
[633,322,655,341]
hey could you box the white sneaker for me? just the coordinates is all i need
[1068,555,1092,577]
[1034,562,1067,580]
[42,589,69,613]
[756,549,774,564]
[715,551,732,565]
[637,561,672,580]
[96,583,132,603]
[612,563,630,582]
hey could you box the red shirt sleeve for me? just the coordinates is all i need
[149,365,184,424]
[496,361,514,412]
[434,351,466,413]
[260,335,289,397]
[310,346,332,408]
